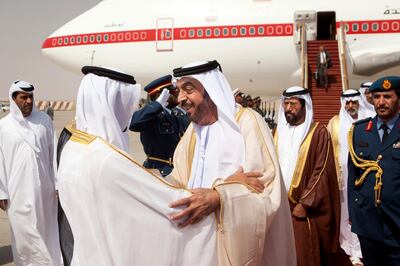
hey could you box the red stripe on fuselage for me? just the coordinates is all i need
[42,19,400,49]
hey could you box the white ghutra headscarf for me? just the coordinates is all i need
[276,86,313,191]
[76,72,141,152]
[173,62,245,189]
[8,80,41,152]
[358,81,375,118]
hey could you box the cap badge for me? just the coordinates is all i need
[382,79,392,90]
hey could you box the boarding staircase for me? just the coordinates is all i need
[307,40,342,125]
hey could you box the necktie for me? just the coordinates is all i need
[381,124,389,143]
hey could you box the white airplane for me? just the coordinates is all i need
[42,0,400,96]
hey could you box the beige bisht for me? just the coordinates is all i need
[171,107,297,266]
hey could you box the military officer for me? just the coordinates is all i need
[130,75,189,176]
[348,76,400,266]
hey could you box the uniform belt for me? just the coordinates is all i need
[147,156,173,166]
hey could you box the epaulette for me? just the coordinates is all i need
[353,117,372,125]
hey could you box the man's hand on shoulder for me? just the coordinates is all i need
[0,199,8,211]
[169,188,220,228]
[225,167,264,193]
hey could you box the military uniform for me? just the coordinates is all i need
[348,76,400,265]
[130,75,189,176]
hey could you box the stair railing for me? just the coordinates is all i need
[299,23,308,89]
[338,21,349,91]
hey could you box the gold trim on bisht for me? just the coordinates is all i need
[67,124,96,145]
[348,125,383,206]
[287,123,319,203]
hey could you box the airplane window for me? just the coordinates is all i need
[104,34,109,41]
[249,27,256,35]
[97,35,102,42]
[266,26,274,35]
[276,26,283,35]
[258,26,265,35]
[125,33,131,40]
[111,34,116,41]
[214,28,220,36]
[140,32,147,40]
[240,27,246,35]
[58,38,62,45]
[83,36,88,43]
[285,25,293,35]
[70,37,75,44]
[197,29,203,37]
[231,28,238,36]
[362,23,369,32]
[223,28,229,36]
[165,30,171,38]
[382,22,389,31]
[392,21,399,31]
[52,39,57,46]
[133,32,139,40]
[206,29,212,37]
[118,33,123,41]
[189,29,195,38]
[372,23,379,31]
[64,38,69,45]
[352,23,359,32]
[180,30,186,38]
[90,35,95,43]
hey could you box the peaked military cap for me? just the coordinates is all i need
[369,76,400,93]
[81,66,136,84]
[144,75,173,95]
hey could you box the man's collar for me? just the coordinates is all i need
[377,113,400,130]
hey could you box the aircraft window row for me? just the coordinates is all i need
[54,32,150,46]
[52,21,400,47]
[178,25,278,39]
[348,21,399,33]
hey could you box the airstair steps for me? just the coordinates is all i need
[307,40,342,125]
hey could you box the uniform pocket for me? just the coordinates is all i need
[392,148,400,160]
[159,121,174,134]
[353,191,368,207]
[354,147,371,159]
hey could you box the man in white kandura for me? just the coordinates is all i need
[358,82,376,118]
[169,60,296,265]
[328,89,366,266]
[0,80,61,265]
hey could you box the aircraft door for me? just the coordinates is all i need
[156,18,174,51]
[317,12,336,40]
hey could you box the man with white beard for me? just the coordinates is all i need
[328,89,365,265]
[0,80,61,265]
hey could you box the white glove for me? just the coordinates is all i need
[156,89,170,108]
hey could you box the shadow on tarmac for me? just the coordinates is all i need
[0,245,13,265]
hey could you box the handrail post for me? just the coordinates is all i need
[338,21,349,91]
[299,23,308,89]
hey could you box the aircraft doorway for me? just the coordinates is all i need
[317,12,336,40]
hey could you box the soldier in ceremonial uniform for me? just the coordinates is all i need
[348,76,400,266]
[130,75,189,176]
